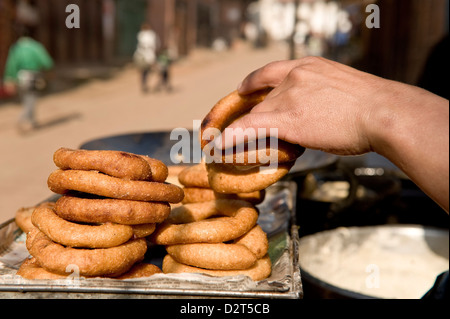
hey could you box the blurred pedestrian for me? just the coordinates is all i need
[133,22,159,93]
[155,47,172,92]
[3,26,53,132]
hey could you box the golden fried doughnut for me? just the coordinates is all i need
[139,155,169,183]
[206,162,294,194]
[16,257,67,280]
[55,195,170,225]
[166,225,268,270]
[114,262,162,279]
[131,223,156,238]
[53,148,153,181]
[47,169,184,203]
[31,205,134,248]
[162,254,272,281]
[182,187,265,205]
[15,202,55,233]
[177,163,210,188]
[151,200,259,245]
[200,89,303,165]
[26,229,147,277]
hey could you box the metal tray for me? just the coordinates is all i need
[0,181,303,299]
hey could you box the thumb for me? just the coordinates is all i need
[215,112,279,150]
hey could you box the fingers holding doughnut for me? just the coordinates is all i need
[47,169,184,203]
[200,89,271,150]
[200,89,303,165]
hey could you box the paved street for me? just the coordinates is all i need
[0,41,289,224]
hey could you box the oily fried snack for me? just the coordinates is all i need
[177,163,210,188]
[182,187,265,205]
[151,200,259,245]
[54,148,154,181]
[166,225,268,270]
[206,162,295,194]
[55,195,170,225]
[139,155,169,183]
[15,202,55,233]
[31,205,134,248]
[131,223,156,238]
[17,258,162,280]
[47,169,184,203]
[26,229,147,277]
[114,262,162,279]
[162,254,272,281]
[200,89,304,165]
[17,257,67,280]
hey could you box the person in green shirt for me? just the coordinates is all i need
[3,29,54,132]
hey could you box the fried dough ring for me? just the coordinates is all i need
[162,254,272,281]
[54,148,151,181]
[17,258,161,280]
[140,155,169,183]
[182,187,265,205]
[131,223,156,238]
[47,169,184,203]
[31,205,134,248]
[55,195,170,225]
[150,200,259,245]
[166,225,268,270]
[17,257,67,280]
[200,89,303,165]
[177,163,210,188]
[15,202,55,233]
[26,229,147,277]
[114,262,162,279]
[206,162,295,194]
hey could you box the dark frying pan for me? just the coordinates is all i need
[79,130,338,174]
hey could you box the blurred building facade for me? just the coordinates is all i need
[1,0,448,92]
[0,0,254,91]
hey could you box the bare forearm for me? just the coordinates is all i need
[368,81,449,212]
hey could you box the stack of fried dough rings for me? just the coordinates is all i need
[200,89,305,194]
[151,199,271,281]
[17,148,184,280]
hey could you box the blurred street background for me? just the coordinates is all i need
[0,0,448,224]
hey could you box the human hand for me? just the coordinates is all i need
[220,56,449,212]
[219,57,391,156]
